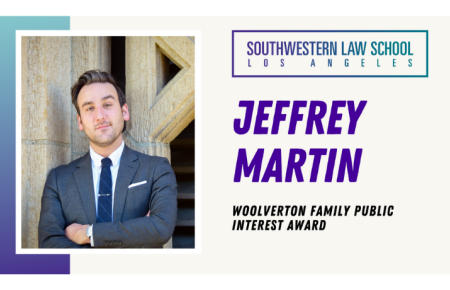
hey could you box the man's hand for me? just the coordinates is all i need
[146,210,151,217]
[65,223,90,245]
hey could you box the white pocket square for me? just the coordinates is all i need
[128,181,147,188]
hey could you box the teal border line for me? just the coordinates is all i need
[426,31,429,77]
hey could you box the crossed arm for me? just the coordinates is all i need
[63,210,151,246]
[38,159,178,248]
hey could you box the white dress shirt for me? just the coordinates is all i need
[88,141,125,246]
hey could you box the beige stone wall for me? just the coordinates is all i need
[125,36,195,161]
[21,35,194,249]
[21,36,72,248]
[21,36,111,249]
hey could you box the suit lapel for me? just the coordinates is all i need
[73,153,97,225]
[113,146,139,222]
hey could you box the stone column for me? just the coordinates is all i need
[125,36,195,248]
[21,36,72,248]
[21,36,111,248]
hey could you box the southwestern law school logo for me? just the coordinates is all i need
[232,30,428,77]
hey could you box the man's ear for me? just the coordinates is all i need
[77,114,84,131]
[122,103,130,121]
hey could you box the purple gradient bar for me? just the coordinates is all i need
[0,16,70,274]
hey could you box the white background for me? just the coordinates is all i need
[4,0,450,289]
[69,16,450,275]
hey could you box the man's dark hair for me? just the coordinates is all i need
[71,70,127,132]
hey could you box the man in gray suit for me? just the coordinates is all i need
[38,70,177,248]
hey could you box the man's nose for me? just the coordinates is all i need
[95,107,106,121]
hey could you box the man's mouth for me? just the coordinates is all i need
[95,124,110,130]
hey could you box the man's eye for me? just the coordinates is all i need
[104,103,112,108]
[87,107,94,111]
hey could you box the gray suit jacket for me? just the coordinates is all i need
[38,145,178,248]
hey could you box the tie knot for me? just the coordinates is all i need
[101,157,112,168]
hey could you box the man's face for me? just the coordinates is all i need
[77,82,129,148]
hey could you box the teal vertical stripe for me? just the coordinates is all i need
[0,16,71,274]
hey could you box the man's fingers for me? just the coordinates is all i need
[146,210,151,217]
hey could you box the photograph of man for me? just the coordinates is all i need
[38,70,178,248]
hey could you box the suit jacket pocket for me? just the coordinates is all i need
[127,183,151,194]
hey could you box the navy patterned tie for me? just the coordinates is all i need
[97,157,113,223]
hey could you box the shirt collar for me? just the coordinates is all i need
[90,141,125,169]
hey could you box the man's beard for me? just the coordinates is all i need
[85,121,123,147]
[88,129,121,147]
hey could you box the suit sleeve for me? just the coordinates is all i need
[38,169,90,248]
[93,158,178,248]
